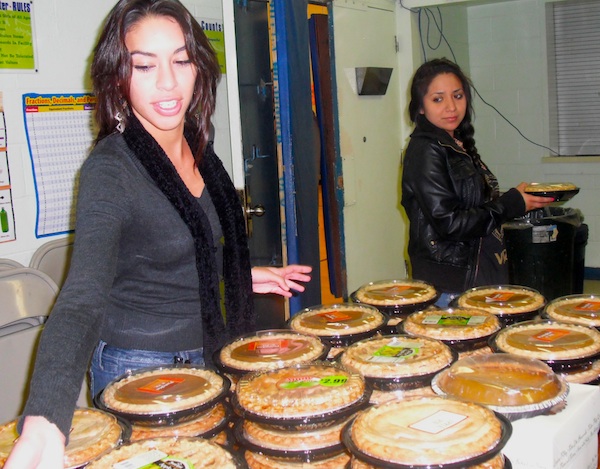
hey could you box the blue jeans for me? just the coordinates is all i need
[435,292,459,308]
[90,340,204,398]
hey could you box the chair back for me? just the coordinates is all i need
[29,236,74,288]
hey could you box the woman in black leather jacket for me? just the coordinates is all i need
[401,59,553,306]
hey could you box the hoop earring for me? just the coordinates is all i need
[115,111,124,133]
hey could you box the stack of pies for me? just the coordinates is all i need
[85,436,241,468]
[215,330,328,383]
[288,303,386,348]
[339,334,456,392]
[235,416,351,467]
[129,402,232,446]
[233,362,367,467]
[432,354,568,420]
[96,365,230,428]
[244,449,351,468]
[490,319,600,369]
[0,407,123,468]
[457,285,545,325]
[544,294,600,328]
[351,279,438,315]
[344,396,510,467]
[402,307,501,351]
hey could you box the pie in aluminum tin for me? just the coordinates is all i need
[339,334,457,391]
[216,329,328,375]
[289,303,386,347]
[85,436,241,468]
[344,396,511,468]
[352,279,438,315]
[401,306,501,351]
[0,407,122,469]
[97,364,229,425]
[432,354,569,420]
[490,319,600,366]
[233,362,369,426]
[544,294,600,328]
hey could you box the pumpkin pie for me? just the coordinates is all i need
[457,285,545,316]
[545,294,600,328]
[354,279,437,307]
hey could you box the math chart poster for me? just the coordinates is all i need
[23,93,96,237]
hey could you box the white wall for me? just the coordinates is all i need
[396,0,600,268]
[0,0,232,266]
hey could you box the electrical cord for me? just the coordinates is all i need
[398,0,560,156]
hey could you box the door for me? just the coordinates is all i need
[233,0,286,328]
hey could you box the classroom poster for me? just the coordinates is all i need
[0,2,36,71]
[200,18,226,74]
[23,92,96,238]
[0,91,16,243]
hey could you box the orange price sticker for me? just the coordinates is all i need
[318,311,353,322]
[575,301,600,312]
[137,377,185,394]
[486,292,515,303]
[247,339,289,353]
[532,329,571,342]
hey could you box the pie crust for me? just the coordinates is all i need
[492,320,600,361]
[369,386,436,405]
[85,436,238,468]
[340,335,455,380]
[350,452,506,469]
[289,303,385,338]
[0,408,122,469]
[244,449,351,469]
[130,402,228,441]
[99,365,227,418]
[354,279,437,306]
[218,330,327,374]
[347,396,505,466]
[545,295,600,327]
[560,359,600,384]
[234,363,367,421]
[432,354,566,409]
[402,307,501,341]
[525,182,577,192]
[240,416,350,451]
[458,285,545,316]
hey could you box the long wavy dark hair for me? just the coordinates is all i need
[408,58,479,159]
[91,0,221,159]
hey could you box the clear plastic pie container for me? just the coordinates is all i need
[0,407,126,469]
[559,359,600,385]
[232,361,371,428]
[95,364,230,426]
[339,334,457,391]
[129,401,232,442]
[489,319,600,371]
[234,416,350,461]
[244,448,351,468]
[85,436,244,468]
[543,294,600,328]
[343,396,512,469]
[350,453,511,468]
[213,329,329,376]
[351,279,439,316]
[456,285,546,325]
[400,306,502,352]
[288,303,386,348]
[431,354,569,421]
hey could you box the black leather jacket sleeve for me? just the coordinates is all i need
[402,137,525,242]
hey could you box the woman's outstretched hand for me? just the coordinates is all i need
[516,182,556,212]
[251,265,312,298]
[4,416,65,469]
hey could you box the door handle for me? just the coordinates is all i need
[246,204,266,218]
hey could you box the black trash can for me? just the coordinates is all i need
[573,223,589,294]
[503,207,582,301]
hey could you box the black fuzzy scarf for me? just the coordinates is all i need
[122,114,255,365]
